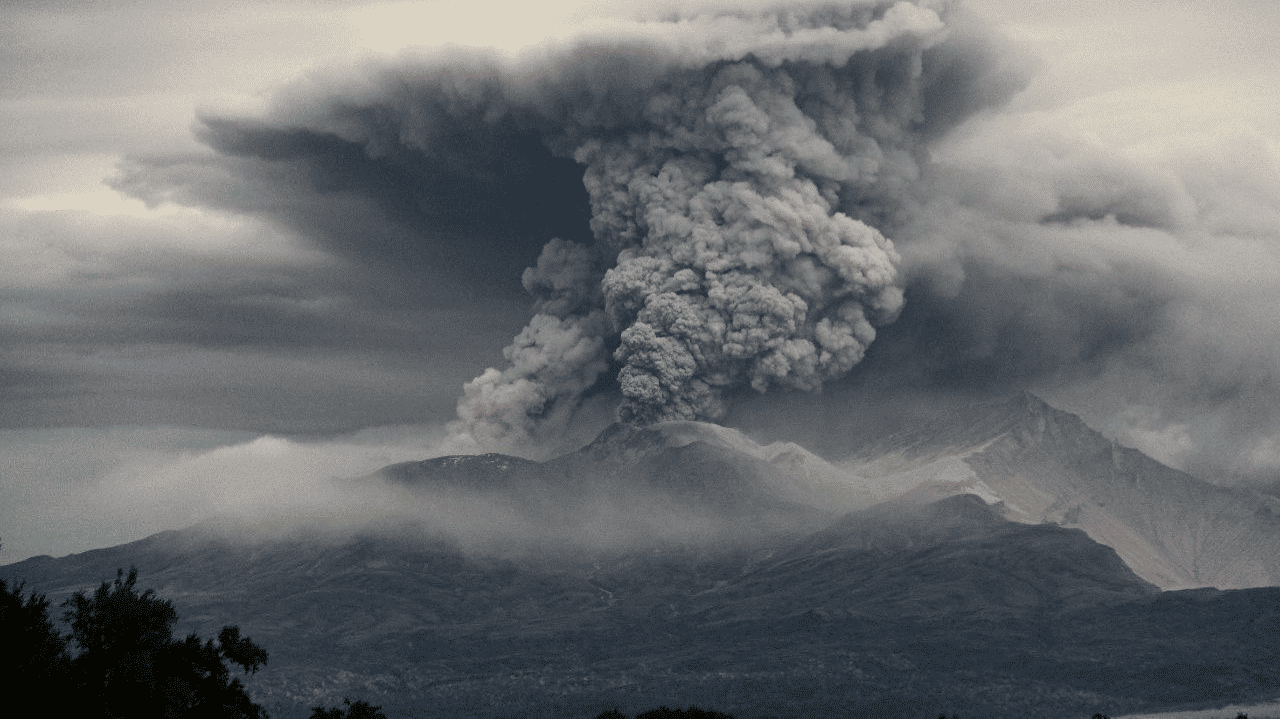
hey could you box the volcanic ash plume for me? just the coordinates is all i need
[584,66,908,425]
[451,1,1005,451]
[456,238,612,450]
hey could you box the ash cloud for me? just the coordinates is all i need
[127,0,1025,454]
[873,114,1280,483]
[106,1,1280,481]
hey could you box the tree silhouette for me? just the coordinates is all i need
[58,566,270,717]
[159,626,271,717]
[1,577,72,702]
[62,568,181,716]
[310,696,388,718]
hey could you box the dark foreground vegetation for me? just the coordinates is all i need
[1,536,398,719]
[0,535,373,712]
[1,561,269,717]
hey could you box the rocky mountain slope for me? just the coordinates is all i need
[383,395,1280,589]
[839,392,1280,589]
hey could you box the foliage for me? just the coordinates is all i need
[1,555,269,718]
[59,567,270,717]
[0,576,72,699]
[156,626,271,717]
[309,697,387,718]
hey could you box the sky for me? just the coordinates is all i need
[2,0,1279,564]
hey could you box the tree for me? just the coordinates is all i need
[62,568,181,716]
[310,697,388,718]
[160,626,271,717]
[2,551,269,717]
[61,567,269,718]
[1,577,72,701]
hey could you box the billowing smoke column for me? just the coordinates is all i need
[584,58,909,423]
[456,238,612,449]
[451,0,1003,451]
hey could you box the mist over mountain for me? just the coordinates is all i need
[375,392,1280,590]
[378,419,878,552]
[7,393,1280,717]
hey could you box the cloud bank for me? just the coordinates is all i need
[0,424,476,566]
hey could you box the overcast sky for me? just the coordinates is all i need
[2,0,1279,564]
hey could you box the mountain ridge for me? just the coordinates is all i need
[370,393,1280,589]
[8,490,1255,719]
[830,392,1280,589]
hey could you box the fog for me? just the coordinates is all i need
[0,424,467,564]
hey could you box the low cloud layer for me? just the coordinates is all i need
[0,419,824,565]
[0,424,477,565]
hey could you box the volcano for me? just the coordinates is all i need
[5,394,1280,717]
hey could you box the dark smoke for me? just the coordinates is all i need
[118,0,1030,454]
[299,0,1021,452]
[100,1,1280,480]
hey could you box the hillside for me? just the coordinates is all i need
[7,395,1280,716]
[6,491,1279,718]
